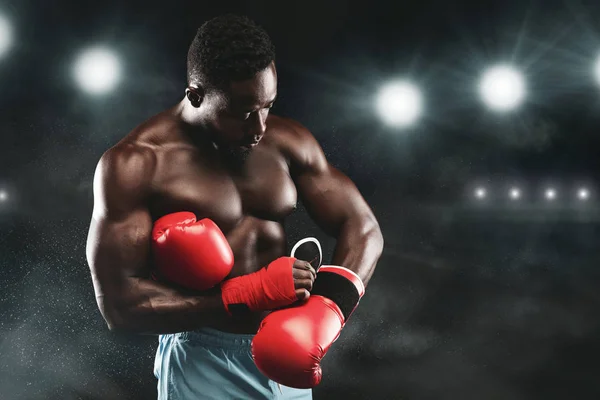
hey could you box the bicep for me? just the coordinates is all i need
[86,208,152,328]
[295,164,373,236]
[288,126,374,236]
[86,209,153,300]
[85,148,154,314]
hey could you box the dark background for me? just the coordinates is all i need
[2,0,600,399]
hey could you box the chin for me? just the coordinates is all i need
[222,145,253,167]
[237,147,253,161]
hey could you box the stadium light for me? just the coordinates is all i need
[509,188,521,200]
[74,47,121,95]
[594,56,600,86]
[376,81,423,128]
[475,187,487,199]
[0,13,13,58]
[479,65,526,112]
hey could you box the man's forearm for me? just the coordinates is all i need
[103,278,227,335]
[330,216,384,286]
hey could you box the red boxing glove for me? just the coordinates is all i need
[251,266,365,389]
[221,257,298,315]
[152,212,234,291]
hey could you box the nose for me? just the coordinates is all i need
[246,110,267,138]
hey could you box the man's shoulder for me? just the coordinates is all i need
[266,115,324,168]
[95,141,156,201]
[266,115,319,156]
[95,112,174,196]
[120,109,185,150]
[266,115,312,143]
[97,109,189,187]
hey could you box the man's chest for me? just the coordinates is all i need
[149,147,298,232]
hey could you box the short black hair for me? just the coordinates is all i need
[187,15,276,89]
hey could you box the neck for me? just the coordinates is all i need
[174,99,248,170]
[177,98,204,127]
[173,99,216,148]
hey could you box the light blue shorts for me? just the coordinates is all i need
[154,328,313,400]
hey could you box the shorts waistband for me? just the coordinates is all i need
[174,327,255,349]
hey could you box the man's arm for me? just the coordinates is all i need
[86,145,226,335]
[286,122,384,286]
[249,121,383,388]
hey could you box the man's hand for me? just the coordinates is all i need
[291,259,317,301]
[251,265,365,388]
[152,212,234,291]
[220,257,316,315]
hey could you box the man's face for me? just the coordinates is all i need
[205,62,277,161]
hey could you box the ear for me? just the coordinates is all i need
[185,86,204,108]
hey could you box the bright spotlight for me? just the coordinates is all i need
[479,65,526,111]
[578,188,590,200]
[594,56,600,86]
[545,188,556,201]
[0,190,7,202]
[74,47,121,95]
[475,187,487,199]
[509,188,521,200]
[0,14,13,58]
[376,81,423,127]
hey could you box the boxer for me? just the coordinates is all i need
[86,14,383,400]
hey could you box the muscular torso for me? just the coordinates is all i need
[130,110,299,333]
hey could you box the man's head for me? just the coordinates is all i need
[185,15,277,163]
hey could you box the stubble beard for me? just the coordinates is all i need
[221,145,252,170]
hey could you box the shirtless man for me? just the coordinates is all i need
[86,15,383,400]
